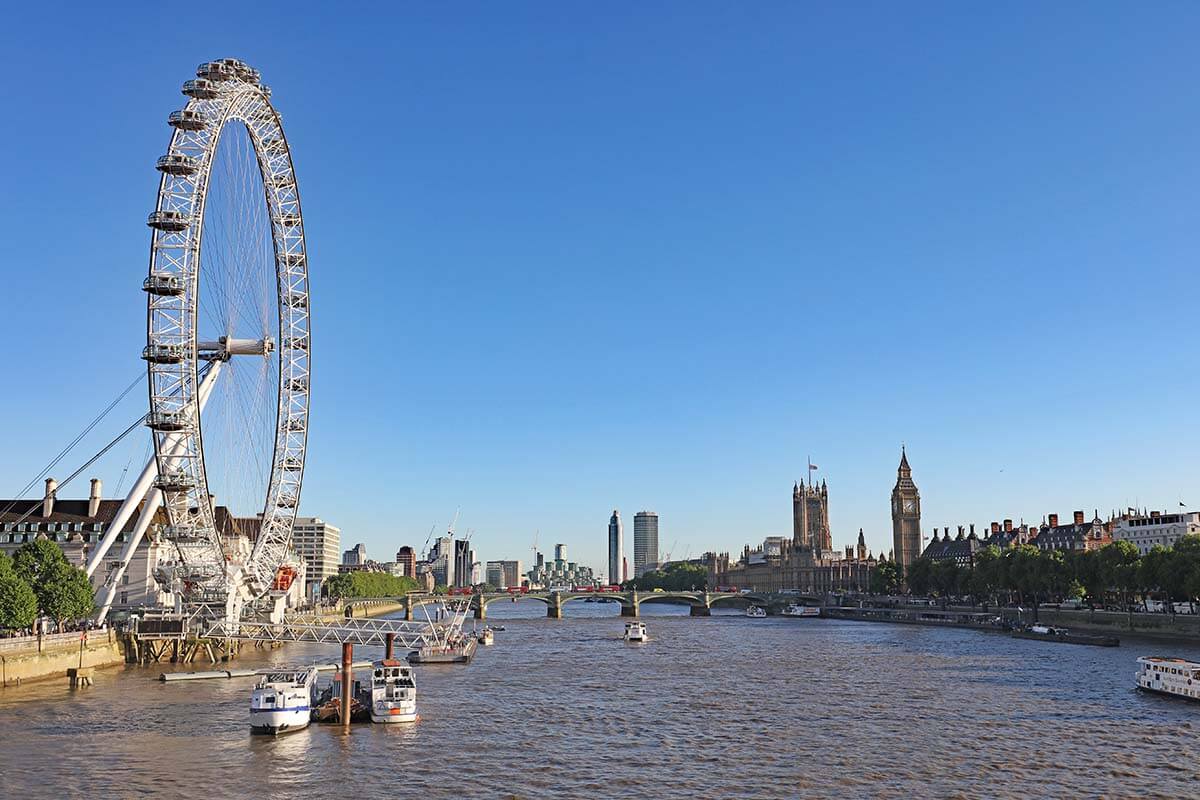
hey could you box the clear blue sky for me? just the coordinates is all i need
[2,3,1198,576]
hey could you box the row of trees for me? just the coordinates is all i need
[0,539,94,632]
[887,536,1200,610]
[323,571,421,599]
[623,562,708,592]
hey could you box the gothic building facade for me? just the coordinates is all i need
[891,448,922,570]
[708,475,876,594]
[793,480,832,554]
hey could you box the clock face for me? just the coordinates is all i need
[903,499,916,514]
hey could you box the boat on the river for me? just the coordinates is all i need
[249,667,318,735]
[1136,656,1200,701]
[408,634,478,664]
[782,604,820,618]
[478,628,495,646]
[312,669,370,723]
[623,621,648,642]
[1011,624,1119,647]
[369,659,418,724]
[745,605,767,618]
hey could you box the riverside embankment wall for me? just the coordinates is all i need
[833,603,1200,643]
[0,630,126,688]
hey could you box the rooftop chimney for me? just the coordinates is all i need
[89,478,102,518]
[1073,510,1085,526]
[1004,519,1013,532]
[991,521,1000,534]
[1048,513,1059,528]
[43,477,57,518]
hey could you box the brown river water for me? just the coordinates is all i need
[2,602,1199,799]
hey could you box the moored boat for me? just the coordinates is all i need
[1011,624,1119,647]
[369,659,419,723]
[623,621,648,642]
[745,605,767,618]
[1136,656,1200,701]
[478,628,495,646]
[312,669,371,723]
[249,667,317,735]
[408,634,478,664]
[782,604,820,618]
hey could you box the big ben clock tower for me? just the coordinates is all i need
[891,447,922,570]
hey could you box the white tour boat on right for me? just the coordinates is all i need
[369,658,419,724]
[745,605,767,618]
[782,604,821,618]
[1136,656,1200,701]
[623,621,648,643]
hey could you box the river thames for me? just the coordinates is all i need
[2,603,1198,799]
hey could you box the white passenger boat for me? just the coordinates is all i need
[478,628,495,646]
[782,604,820,618]
[1136,656,1200,701]
[369,659,419,724]
[249,667,317,735]
[623,621,648,642]
[745,605,767,618]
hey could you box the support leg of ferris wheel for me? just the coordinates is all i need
[88,362,224,621]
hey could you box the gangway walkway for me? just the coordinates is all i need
[203,616,444,649]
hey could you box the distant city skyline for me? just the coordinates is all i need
[2,5,1199,578]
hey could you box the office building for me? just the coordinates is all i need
[633,511,659,577]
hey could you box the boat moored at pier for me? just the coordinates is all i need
[1011,624,1119,647]
[745,605,767,618]
[249,667,317,735]
[369,659,418,724]
[783,605,821,618]
[1136,656,1200,701]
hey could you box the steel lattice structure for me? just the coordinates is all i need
[143,58,310,621]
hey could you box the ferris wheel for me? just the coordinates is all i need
[140,58,311,620]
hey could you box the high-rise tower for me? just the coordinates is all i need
[891,447,922,570]
[608,510,623,586]
[792,480,831,553]
[633,511,659,577]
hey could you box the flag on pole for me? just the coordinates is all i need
[1181,501,1187,508]
[808,463,819,471]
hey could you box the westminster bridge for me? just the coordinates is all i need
[345,590,821,620]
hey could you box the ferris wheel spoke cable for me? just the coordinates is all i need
[2,362,215,527]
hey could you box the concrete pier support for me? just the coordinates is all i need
[621,603,639,617]
[547,594,563,619]
[404,598,414,621]
[475,599,486,620]
[690,604,711,616]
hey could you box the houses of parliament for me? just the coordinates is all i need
[708,450,919,593]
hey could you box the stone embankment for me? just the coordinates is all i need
[829,603,1200,643]
[0,630,127,688]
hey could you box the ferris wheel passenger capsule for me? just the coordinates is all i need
[167,109,207,131]
[147,210,190,232]
[143,273,184,296]
[156,154,200,176]
[182,79,220,99]
[141,343,186,364]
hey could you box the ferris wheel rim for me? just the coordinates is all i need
[143,58,310,610]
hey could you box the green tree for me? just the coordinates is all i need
[1098,540,1140,611]
[1005,545,1043,606]
[40,562,94,630]
[0,553,37,631]
[971,546,1003,604]
[870,560,902,595]
[906,557,933,596]
[626,563,708,592]
[13,539,94,629]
